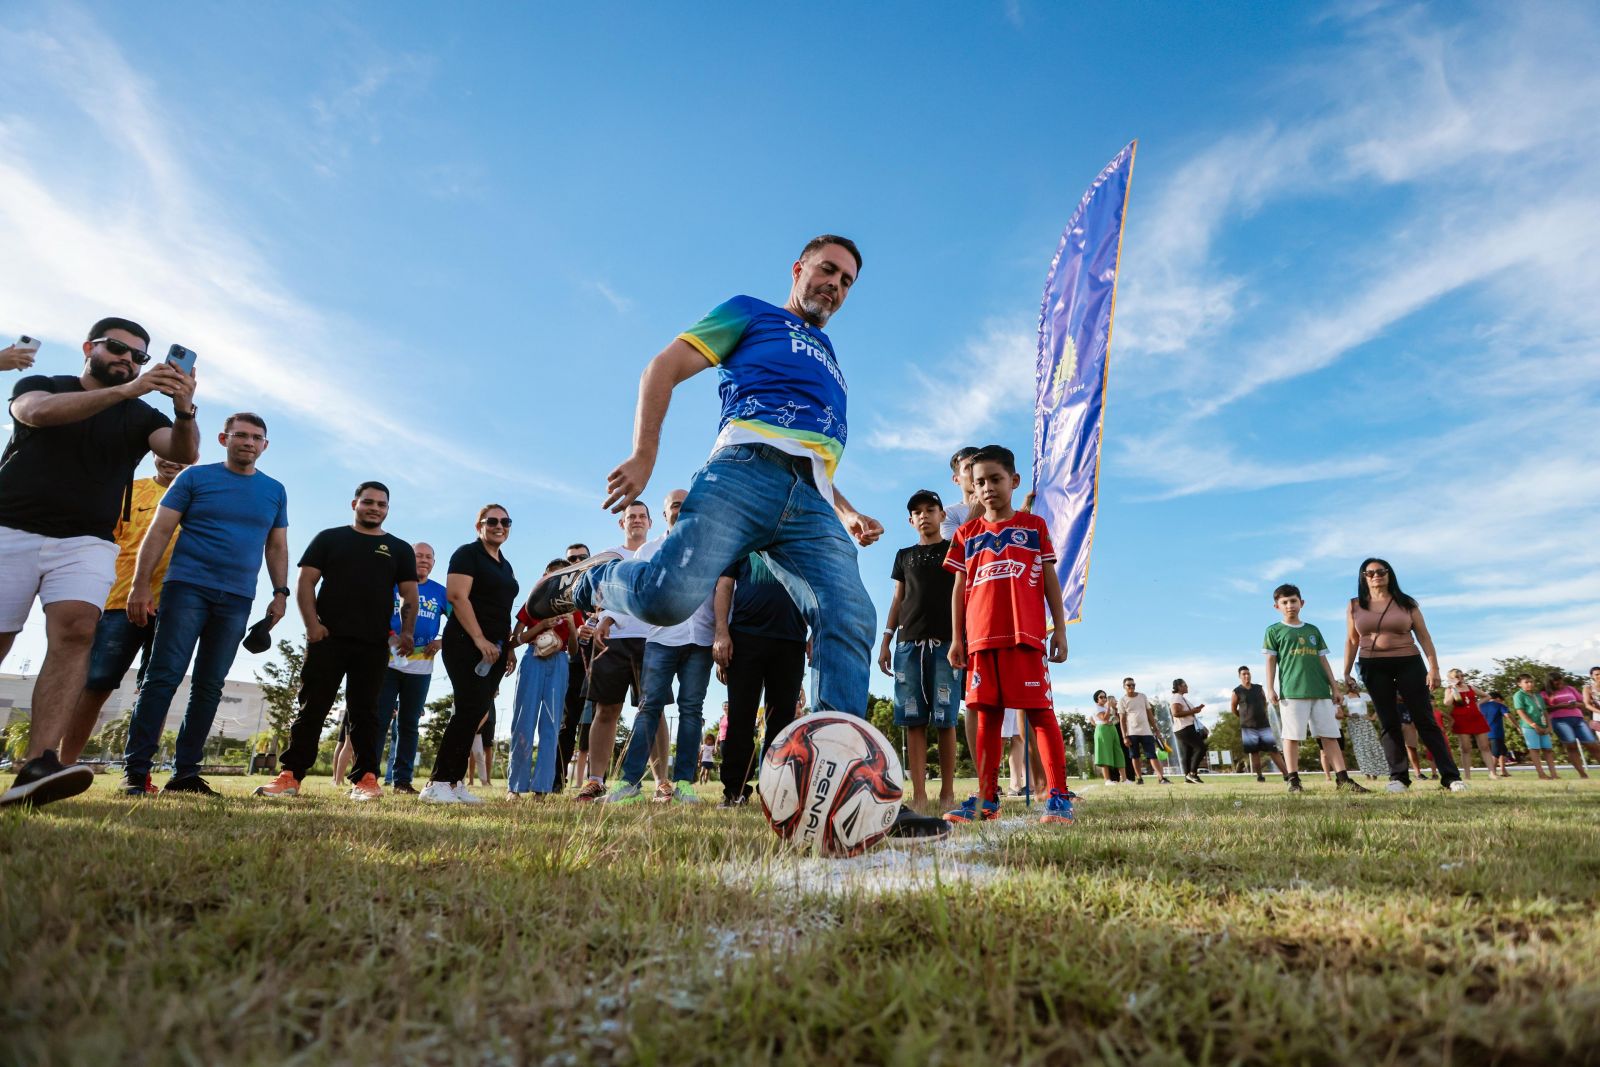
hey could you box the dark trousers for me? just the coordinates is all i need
[432,630,510,785]
[379,668,433,785]
[1175,725,1206,776]
[720,632,806,801]
[1359,654,1460,785]
[554,653,588,791]
[281,636,389,782]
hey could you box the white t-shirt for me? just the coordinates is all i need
[598,543,652,640]
[939,501,973,539]
[633,535,716,647]
[1171,693,1198,729]
[698,743,716,763]
[1120,693,1154,736]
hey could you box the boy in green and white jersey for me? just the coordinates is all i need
[1262,583,1368,795]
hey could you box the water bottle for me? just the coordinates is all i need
[475,642,502,677]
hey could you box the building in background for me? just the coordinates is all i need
[0,672,268,742]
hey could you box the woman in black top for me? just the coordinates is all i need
[422,504,518,804]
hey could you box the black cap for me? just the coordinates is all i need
[241,618,273,654]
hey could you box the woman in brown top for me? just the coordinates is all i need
[1342,557,1462,792]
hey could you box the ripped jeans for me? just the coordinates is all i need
[892,639,960,728]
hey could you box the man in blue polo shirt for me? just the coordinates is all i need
[524,236,946,837]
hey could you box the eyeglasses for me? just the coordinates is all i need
[92,337,152,365]
[1363,569,1389,578]
[481,517,512,528]
[566,554,588,563]
[225,431,267,443]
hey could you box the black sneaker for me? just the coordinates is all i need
[119,772,153,796]
[391,782,419,795]
[0,750,94,809]
[1337,776,1370,794]
[162,775,220,797]
[523,552,620,620]
[1184,773,1204,784]
[1255,773,1266,783]
[886,808,952,840]
[1288,775,1304,794]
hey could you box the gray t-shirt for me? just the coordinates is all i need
[939,501,972,540]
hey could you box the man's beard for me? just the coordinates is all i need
[86,356,134,386]
[355,516,383,530]
[797,286,838,326]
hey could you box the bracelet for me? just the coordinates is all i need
[882,629,895,637]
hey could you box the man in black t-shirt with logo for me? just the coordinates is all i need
[1231,665,1289,783]
[712,551,810,806]
[0,316,198,810]
[255,482,418,801]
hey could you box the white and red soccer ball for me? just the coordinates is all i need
[757,711,903,857]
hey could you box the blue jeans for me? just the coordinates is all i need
[379,668,433,785]
[581,444,875,716]
[123,580,253,779]
[618,642,713,785]
[507,646,569,794]
[892,639,959,728]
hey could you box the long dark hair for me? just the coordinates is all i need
[1356,557,1418,611]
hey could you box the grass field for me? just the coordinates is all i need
[4,773,1600,1066]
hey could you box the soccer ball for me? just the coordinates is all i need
[757,711,904,857]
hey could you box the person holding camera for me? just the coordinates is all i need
[0,318,198,809]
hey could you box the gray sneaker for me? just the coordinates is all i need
[599,781,644,805]
[671,781,702,804]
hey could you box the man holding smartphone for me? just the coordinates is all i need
[0,317,198,809]
[1,337,41,372]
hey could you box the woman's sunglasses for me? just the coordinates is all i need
[92,337,152,365]
[1363,568,1388,578]
[481,517,512,528]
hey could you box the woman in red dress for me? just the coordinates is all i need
[1443,668,1495,780]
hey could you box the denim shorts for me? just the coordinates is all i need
[1550,716,1597,745]
[1240,726,1280,753]
[1127,734,1158,760]
[84,609,156,691]
[893,640,959,728]
[1520,725,1552,750]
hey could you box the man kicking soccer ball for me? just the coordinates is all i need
[523,235,946,839]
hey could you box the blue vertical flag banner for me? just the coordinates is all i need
[1032,141,1136,623]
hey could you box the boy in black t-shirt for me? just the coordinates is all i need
[878,490,958,811]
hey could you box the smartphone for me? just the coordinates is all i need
[166,344,197,375]
[15,335,40,353]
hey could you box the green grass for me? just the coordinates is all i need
[4,773,1600,1066]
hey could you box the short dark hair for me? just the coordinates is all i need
[87,317,150,346]
[1092,689,1107,703]
[354,481,389,500]
[906,489,943,513]
[566,543,590,553]
[545,558,568,573]
[1488,690,1505,700]
[1172,678,1185,691]
[1123,677,1135,685]
[1516,673,1534,682]
[224,412,267,434]
[799,234,862,274]
[969,444,1016,475]
[949,446,979,473]
[1238,665,1251,674]
[624,500,651,519]
[1273,583,1302,602]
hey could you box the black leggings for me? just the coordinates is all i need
[720,633,806,802]
[1175,725,1206,777]
[432,631,510,785]
[1358,655,1459,784]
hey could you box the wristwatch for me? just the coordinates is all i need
[175,404,196,420]
[272,586,290,597]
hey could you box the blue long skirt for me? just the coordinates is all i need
[508,647,569,794]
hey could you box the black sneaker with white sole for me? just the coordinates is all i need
[886,808,952,840]
[523,551,621,620]
[0,750,95,809]
[161,775,220,797]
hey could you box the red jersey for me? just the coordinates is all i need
[516,606,582,645]
[943,511,1055,653]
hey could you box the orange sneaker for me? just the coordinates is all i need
[348,773,382,801]
[253,771,300,798]
[574,779,607,802]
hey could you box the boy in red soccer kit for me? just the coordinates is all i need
[943,444,1074,825]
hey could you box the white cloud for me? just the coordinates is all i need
[863,321,1033,454]
[590,281,633,315]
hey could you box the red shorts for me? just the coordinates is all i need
[964,646,1052,712]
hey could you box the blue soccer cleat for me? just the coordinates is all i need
[943,795,1000,824]
[1040,788,1075,825]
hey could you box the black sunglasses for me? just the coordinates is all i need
[566,554,588,563]
[92,337,152,365]
[481,516,512,528]
[1364,568,1389,578]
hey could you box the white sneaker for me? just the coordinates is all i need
[1384,780,1407,794]
[452,783,485,805]
[419,781,460,804]
[1448,780,1468,793]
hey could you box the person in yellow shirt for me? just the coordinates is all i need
[58,457,188,763]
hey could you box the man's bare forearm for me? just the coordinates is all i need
[12,383,136,427]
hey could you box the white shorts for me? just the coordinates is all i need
[1280,698,1342,740]
[0,526,119,632]
[1001,708,1021,738]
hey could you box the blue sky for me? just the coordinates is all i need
[4,1,1598,732]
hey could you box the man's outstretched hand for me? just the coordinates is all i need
[604,452,654,513]
[841,510,883,547]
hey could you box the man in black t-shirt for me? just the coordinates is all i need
[712,551,809,805]
[0,316,198,810]
[1231,665,1289,783]
[255,481,418,801]
[878,490,959,811]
